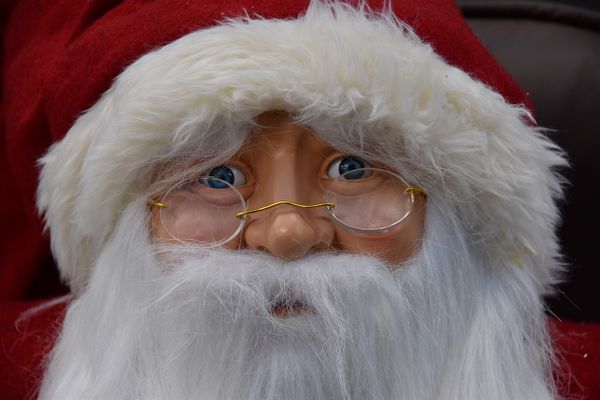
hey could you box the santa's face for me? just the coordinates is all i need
[151,111,426,267]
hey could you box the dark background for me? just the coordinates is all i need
[458,0,600,322]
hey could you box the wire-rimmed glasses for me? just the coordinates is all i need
[150,168,424,246]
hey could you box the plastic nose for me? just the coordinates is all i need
[243,206,333,260]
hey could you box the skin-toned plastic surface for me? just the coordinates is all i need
[152,112,426,265]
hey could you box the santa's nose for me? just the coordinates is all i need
[243,206,334,260]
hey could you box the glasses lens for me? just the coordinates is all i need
[159,177,246,246]
[324,168,415,232]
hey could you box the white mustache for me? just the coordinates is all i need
[147,247,405,329]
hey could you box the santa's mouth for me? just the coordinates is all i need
[269,298,310,318]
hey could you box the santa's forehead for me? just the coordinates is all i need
[239,112,334,156]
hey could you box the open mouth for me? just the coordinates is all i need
[269,296,310,318]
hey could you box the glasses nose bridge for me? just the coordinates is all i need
[241,162,331,219]
[236,200,335,219]
[247,161,323,210]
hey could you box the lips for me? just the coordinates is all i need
[269,294,310,318]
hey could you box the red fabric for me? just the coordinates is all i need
[551,320,600,399]
[0,300,66,400]
[0,305,598,400]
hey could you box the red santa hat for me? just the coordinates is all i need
[3,0,564,295]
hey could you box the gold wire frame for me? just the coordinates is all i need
[235,200,335,219]
[149,188,425,214]
[405,187,425,195]
[147,167,426,240]
[149,200,168,208]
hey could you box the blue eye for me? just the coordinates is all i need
[327,156,371,180]
[203,165,247,188]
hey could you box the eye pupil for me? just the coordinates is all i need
[206,166,234,188]
[339,156,366,179]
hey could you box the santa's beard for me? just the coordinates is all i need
[39,199,557,400]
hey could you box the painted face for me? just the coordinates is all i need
[151,111,426,266]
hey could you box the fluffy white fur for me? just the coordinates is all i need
[37,1,566,296]
[39,197,557,400]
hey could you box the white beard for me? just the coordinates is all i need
[38,198,557,400]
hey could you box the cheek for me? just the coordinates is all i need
[334,199,425,266]
[151,206,244,249]
[150,207,175,244]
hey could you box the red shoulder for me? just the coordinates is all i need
[551,319,600,400]
[0,300,66,400]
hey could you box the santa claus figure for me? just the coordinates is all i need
[1,1,598,399]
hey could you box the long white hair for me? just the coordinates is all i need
[39,195,557,400]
